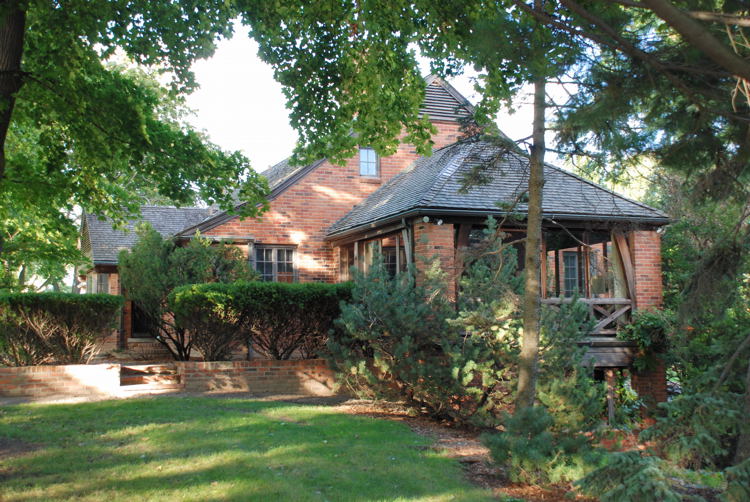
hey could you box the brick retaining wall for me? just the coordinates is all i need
[0,359,338,398]
[0,364,121,397]
[175,359,336,395]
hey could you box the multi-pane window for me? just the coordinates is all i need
[359,147,378,176]
[563,251,580,297]
[96,273,110,294]
[382,246,403,277]
[255,246,295,282]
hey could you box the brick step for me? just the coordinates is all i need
[121,364,178,376]
[120,374,181,386]
[118,382,183,394]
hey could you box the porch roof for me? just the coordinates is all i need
[326,137,669,239]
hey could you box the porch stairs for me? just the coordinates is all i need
[119,364,182,394]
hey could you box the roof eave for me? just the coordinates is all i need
[326,207,670,242]
[178,158,327,237]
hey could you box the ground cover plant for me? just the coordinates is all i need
[0,396,496,502]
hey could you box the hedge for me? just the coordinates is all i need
[0,293,123,366]
[170,281,352,360]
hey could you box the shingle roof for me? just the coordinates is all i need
[262,157,311,192]
[327,137,669,237]
[257,75,475,202]
[83,206,215,265]
[420,75,475,121]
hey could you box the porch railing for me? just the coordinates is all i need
[540,297,632,336]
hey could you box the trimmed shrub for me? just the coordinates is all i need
[242,282,352,360]
[170,283,245,361]
[0,293,123,365]
[169,281,352,361]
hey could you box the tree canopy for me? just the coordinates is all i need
[0,1,271,290]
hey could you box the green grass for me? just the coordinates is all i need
[0,397,497,501]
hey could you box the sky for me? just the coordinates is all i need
[184,24,540,173]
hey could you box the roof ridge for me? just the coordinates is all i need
[506,150,668,218]
[418,142,476,207]
[139,204,210,210]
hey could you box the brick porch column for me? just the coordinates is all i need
[630,229,667,405]
[632,230,663,311]
[413,219,456,300]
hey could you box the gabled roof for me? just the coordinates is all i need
[179,75,477,236]
[82,206,215,265]
[420,75,475,122]
[326,137,669,238]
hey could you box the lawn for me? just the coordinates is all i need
[0,397,497,501]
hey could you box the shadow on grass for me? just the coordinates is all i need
[0,397,495,502]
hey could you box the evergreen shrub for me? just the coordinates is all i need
[640,392,741,469]
[483,406,603,485]
[329,219,522,426]
[723,457,750,502]
[0,292,123,365]
[575,451,682,502]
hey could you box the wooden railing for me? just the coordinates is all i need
[541,297,632,336]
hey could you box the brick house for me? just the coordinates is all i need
[81,76,670,402]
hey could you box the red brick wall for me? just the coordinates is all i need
[629,229,667,405]
[203,121,464,283]
[630,358,668,407]
[0,360,339,398]
[413,219,457,299]
[175,359,336,395]
[0,364,121,397]
[631,230,663,310]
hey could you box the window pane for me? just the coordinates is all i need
[97,273,109,294]
[563,252,579,297]
[254,246,295,282]
[359,147,377,176]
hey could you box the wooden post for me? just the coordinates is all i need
[613,231,636,302]
[583,234,592,298]
[602,241,609,296]
[395,233,400,273]
[606,369,616,424]
[540,236,548,298]
[554,249,560,297]
[401,227,412,266]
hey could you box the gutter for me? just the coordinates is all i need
[326,207,671,243]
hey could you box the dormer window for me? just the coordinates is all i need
[359,147,379,177]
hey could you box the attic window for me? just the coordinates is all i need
[359,147,379,177]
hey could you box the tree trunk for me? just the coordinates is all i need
[515,72,546,412]
[640,0,750,82]
[0,2,26,179]
[734,353,750,464]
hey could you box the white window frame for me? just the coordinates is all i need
[359,147,379,177]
